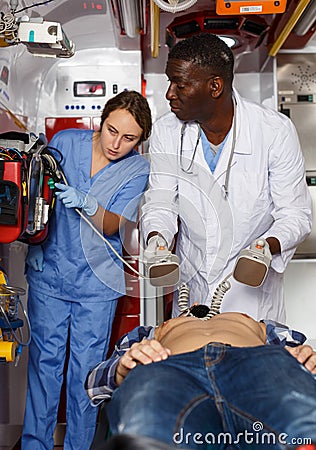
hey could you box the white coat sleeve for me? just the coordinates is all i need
[261,118,312,272]
[141,120,179,247]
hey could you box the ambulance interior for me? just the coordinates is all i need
[0,0,316,447]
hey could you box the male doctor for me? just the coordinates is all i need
[141,32,312,322]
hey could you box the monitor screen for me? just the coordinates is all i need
[73,81,106,97]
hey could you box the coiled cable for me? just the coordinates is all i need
[177,274,232,320]
[178,282,190,312]
[206,274,232,319]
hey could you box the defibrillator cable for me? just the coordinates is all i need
[177,278,232,320]
[58,171,147,280]
[209,273,232,317]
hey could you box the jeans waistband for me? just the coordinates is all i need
[207,342,232,348]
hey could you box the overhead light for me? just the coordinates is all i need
[166,13,269,52]
[218,35,238,47]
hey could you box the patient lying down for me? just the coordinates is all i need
[86,307,316,449]
[115,309,315,385]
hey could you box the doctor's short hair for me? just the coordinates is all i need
[99,90,152,143]
[168,32,234,86]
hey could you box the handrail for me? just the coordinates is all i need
[268,0,313,57]
[151,0,160,58]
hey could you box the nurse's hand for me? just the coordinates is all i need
[286,344,316,374]
[143,235,168,261]
[115,339,171,386]
[55,183,98,216]
[26,245,44,272]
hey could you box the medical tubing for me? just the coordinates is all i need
[9,0,18,12]
[42,152,59,174]
[208,274,232,318]
[59,172,146,280]
[152,0,197,13]
[178,282,190,311]
[77,210,143,278]
[26,143,60,234]
[15,0,55,14]
[0,292,31,347]
[17,297,31,345]
[0,12,17,33]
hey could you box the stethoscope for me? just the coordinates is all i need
[179,98,237,198]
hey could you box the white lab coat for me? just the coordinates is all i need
[141,90,312,322]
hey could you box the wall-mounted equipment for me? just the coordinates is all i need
[277,53,316,172]
[166,11,269,53]
[73,81,106,97]
[0,12,74,58]
[56,55,141,115]
[111,0,147,38]
[277,53,316,257]
[0,269,30,365]
[0,131,61,245]
[17,17,75,58]
[216,0,287,15]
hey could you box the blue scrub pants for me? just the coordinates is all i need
[22,287,117,450]
[108,343,316,449]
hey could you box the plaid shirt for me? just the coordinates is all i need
[85,321,306,406]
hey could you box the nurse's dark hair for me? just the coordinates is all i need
[168,33,234,86]
[99,90,152,142]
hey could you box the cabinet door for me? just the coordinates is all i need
[108,315,140,356]
[116,295,140,315]
[45,117,91,142]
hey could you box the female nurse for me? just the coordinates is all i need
[22,90,152,450]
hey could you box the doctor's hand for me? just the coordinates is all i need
[55,183,98,216]
[115,339,171,386]
[26,245,44,272]
[286,344,316,374]
[143,235,168,261]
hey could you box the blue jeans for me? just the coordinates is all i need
[108,343,316,449]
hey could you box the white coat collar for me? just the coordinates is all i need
[178,89,252,156]
[232,88,252,155]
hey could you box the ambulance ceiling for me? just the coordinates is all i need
[0,0,315,72]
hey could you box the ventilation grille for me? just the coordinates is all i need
[204,18,240,30]
[241,19,268,36]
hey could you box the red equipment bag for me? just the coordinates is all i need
[0,133,28,243]
[0,131,59,245]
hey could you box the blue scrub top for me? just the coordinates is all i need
[26,129,150,303]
